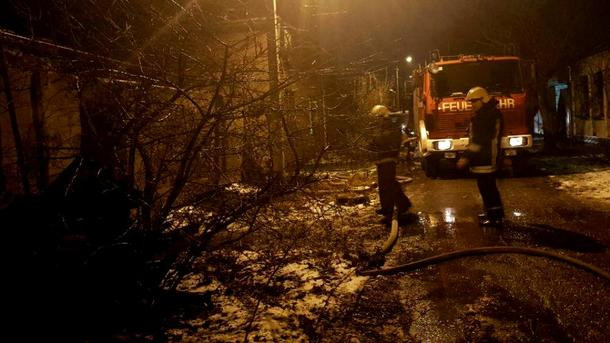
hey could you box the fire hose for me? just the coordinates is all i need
[363,218,400,268]
[379,218,399,255]
[359,246,610,281]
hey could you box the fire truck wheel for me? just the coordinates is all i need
[512,156,530,176]
[422,156,439,178]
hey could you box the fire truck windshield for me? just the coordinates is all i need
[432,60,522,98]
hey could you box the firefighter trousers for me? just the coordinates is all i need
[475,172,504,219]
[377,161,411,214]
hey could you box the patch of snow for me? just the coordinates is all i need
[227,221,248,232]
[176,273,218,293]
[165,205,213,231]
[336,275,368,294]
[236,250,261,263]
[196,295,249,340]
[280,261,322,291]
[225,183,261,195]
[349,186,371,192]
[331,261,368,294]
[550,169,610,203]
[294,293,328,319]
[256,306,309,341]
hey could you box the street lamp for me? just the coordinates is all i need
[405,55,413,64]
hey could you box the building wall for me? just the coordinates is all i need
[0,32,273,192]
[0,14,313,193]
[569,49,610,139]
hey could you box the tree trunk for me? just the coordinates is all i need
[78,78,121,172]
[0,98,4,195]
[137,145,156,232]
[0,45,30,194]
[30,68,49,190]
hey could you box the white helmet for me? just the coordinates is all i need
[465,86,491,103]
[370,105,390,117]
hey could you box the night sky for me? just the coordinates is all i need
[279,0,610,71]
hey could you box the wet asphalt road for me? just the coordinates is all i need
[347,164,610,342]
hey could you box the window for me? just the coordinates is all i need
[431,60,522,98]
[592,71,604,120]
[577,75,589,119]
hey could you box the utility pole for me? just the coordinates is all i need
[266,0,284,174]
[322,84,328,147]
[395,65,400,111]
[273,0,286,171]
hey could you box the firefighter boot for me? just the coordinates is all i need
[480,207,504,227]
[397,211,418,225]
[376,208,393,216]
[479,217,503,227]
[378,215,392,226]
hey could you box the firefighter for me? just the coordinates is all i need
[457,87,504,227]
[368,105,413,225]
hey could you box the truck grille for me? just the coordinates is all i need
[437,113,470,131]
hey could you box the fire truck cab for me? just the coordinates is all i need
[411,54,534,177]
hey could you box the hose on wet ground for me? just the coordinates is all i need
[364,218,400,268]
[380,219,399,255]
[358,246,610,281]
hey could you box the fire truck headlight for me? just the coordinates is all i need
[435,140,452,151]
[508,136,526,147]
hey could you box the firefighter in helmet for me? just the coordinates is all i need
[457,86,505,226]
[368,105,413,225]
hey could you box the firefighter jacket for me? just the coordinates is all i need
[464,98,503,173]
[367,116,402,165]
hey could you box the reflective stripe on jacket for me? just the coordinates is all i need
[464,98,503,174]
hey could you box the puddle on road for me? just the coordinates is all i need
[352,207,608,341]
[413,209,502,248]
[553,207,610,226]
[411,208,606,253]
[353,202,609,341]
[418,269,573,342]
[503,222,606,252]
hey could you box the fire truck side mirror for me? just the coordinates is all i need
[430,49,440,62]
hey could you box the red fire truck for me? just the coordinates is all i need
[411,54,534,177]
